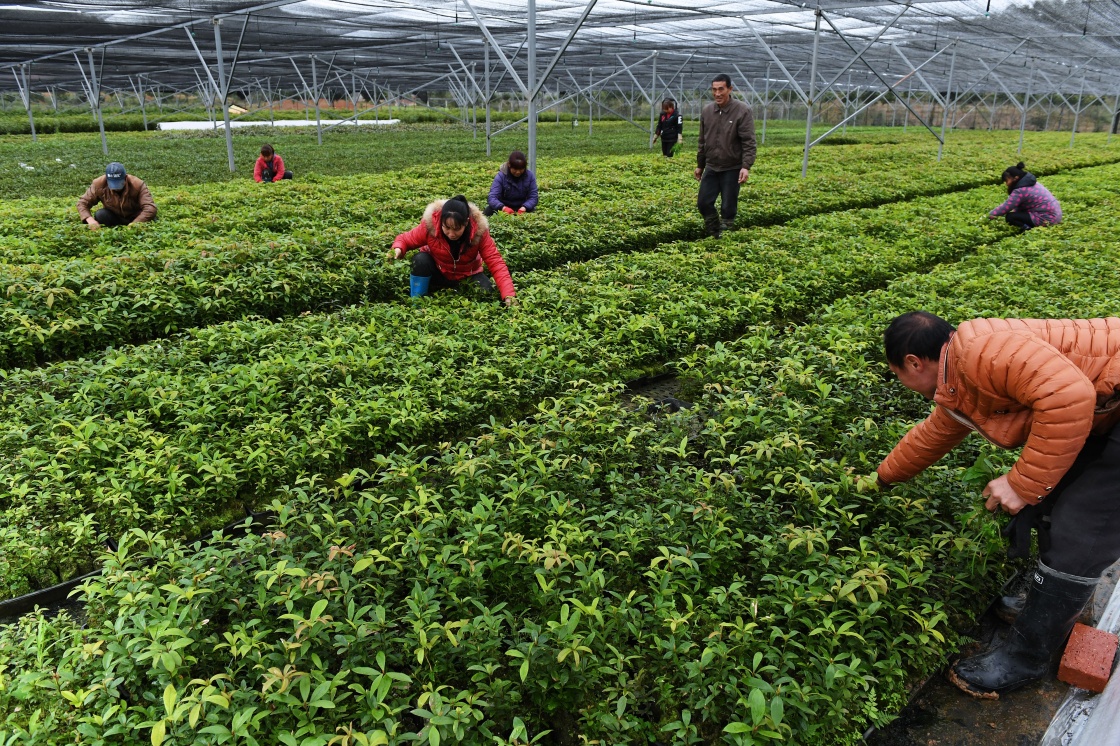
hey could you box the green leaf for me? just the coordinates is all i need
[163,684,177,718]
[748,688,766,725]
[150,721,166,746]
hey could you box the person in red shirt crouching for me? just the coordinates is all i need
[389,195,517,306]
[253,144,293,183]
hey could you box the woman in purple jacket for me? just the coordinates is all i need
[485,151,539,217]
[988,162,1062,230]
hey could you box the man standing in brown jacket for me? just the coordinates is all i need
[77,162,157,229]
[694,74,756,238]
[877,311,1120,696]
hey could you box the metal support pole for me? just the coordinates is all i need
[802,6,822,178]
[86,49,108,155]
[761,64,771,144]
[842,73,851,134]
[485,44,492,156]
[903,78,912,133]
[130,76,148,131]
[527,0,537,172]
[589,69,593,135]
[1070,74,1086,148]
[648,52,658,147]
[213,20,236,172]
[13,65,36,141]
[938,41,957,161]
[1109,80,1120,145]
[312,56,322,145]
[1018,61,1034,155]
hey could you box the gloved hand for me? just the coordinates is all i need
[1001,501,1050,560]
[517,207,527,214]
[502,206,515,215]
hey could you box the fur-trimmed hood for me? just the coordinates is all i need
[420,199,489,247]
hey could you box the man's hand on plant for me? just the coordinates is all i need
[983,473,1030,515]
[86,219,100,230]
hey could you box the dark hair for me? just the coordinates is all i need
[711,73,732,88]
[441,194,470,229]
[883,311,956,366]
[260,143,274,158]
[1001,162,1027,182]
[662,98,676,109]
[508,151,527,170]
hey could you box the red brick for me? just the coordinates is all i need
[1058,623,1119,693]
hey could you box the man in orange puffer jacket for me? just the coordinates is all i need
[876,311,1120,697]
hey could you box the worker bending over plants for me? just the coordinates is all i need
[988,162,1061,230]
[390,194,517,306]
[254,143,293,183]
[485,150,538,216]
[77,162,157,229]
[874,311,1120,697]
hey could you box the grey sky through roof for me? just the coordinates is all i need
[1,0,1117,98]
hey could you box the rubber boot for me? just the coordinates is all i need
[409,274,431,298]
[994,591,1027,626]
[719,217,735,234]
[951,561,1097,696]
[703,214,721,238]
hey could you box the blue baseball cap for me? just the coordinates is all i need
[105,162,127,190]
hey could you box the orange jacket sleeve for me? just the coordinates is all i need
[877,405,972,486]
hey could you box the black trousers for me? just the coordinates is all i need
[260,170,293,182]
[660,136,677,157]
[1036,423,1120,578]
[1004,211,1034,230]
[697,168,741,221]
[92,208,139,227]
[410,251,493,294]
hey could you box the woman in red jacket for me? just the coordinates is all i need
[390,195,517,305]
[253,144,292,183]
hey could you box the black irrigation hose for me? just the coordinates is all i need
[0,509,278,623]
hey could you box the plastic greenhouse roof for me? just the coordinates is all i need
[0,0,1118,99]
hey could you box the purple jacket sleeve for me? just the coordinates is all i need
[524,172,539,211]
[488,173,506,211]
[990,190,1023,218]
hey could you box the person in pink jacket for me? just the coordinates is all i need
[389,195,517,306]
[988,162,1061,230]
[253,144,292,183]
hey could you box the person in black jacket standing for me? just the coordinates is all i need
[654,99,683,158]
[695,74,757,238]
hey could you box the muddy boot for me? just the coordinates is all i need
[994,589,1027,625]
[719,217,735,234]
[703,214,721,239]
[951,561,1097,697]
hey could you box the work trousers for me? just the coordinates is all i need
[410,251,493,295]
[1004,211,1035,230]
[92,208,141,227]
[261,170,293,182]
[697,167,741,221]
[660,136,677,157]
[1036,423,1120,578]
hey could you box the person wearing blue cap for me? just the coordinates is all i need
[77,162,157,229]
